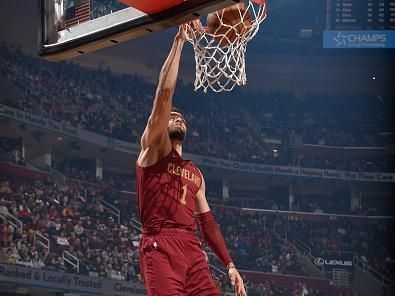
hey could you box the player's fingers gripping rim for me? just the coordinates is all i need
[187,19,205,39]
[182,23,195,40]
[190,19,204,31]
[178,24,188,40]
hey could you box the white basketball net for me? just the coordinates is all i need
[185,0,267,93]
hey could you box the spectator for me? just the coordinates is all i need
[0,219,14,247]
[73,220,85,236]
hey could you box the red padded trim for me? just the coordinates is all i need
[119,0,184,14]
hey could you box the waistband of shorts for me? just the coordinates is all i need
[142,227,195,236]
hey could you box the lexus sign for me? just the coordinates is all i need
[314,257,352,267]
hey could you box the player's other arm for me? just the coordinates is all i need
[195,176,246,296]
[137,27,187,167]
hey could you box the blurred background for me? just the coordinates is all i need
[0,0,394,295]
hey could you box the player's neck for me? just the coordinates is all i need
[172,141,183,157]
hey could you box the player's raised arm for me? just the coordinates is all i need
[138,26,187,167]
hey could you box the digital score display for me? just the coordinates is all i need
[326,0,395,30]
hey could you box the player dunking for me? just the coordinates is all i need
[136,24,246,296]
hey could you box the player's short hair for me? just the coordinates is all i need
[171,106,183,115]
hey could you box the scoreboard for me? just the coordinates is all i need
[326,0,395,30]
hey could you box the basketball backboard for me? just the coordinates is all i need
[38,0,239,61]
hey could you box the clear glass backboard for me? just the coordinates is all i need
[38,0,238,61]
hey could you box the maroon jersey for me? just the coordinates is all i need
[136,148,202,231]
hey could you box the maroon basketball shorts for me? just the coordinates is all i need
[140,228,220,296]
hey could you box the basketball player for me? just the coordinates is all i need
[136,24,246,296]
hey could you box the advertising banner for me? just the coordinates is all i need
[314,257,353,268]
[0,264,146,296]
[0,105,138,155]
[323,30,395,48]
[186,154,395,183]
[2,104,394,183]
[313,250,355,270]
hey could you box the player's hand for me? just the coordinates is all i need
[189,19,205,39]
[176,24,188,42]
[179,19,204,41]
[189,19,204,32]
[228,267,247,296]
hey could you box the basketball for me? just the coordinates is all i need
[206,3,252,46]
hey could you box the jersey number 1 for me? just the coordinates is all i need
[180,184,187,205]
